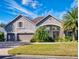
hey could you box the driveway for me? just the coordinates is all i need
[0,55,78,59]
[0,46,19,55]
[0,42,29,55]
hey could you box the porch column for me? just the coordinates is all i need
[59,27,65,39]
[4,33,7,41]
[15,33,17,41]
[49,26,53,38]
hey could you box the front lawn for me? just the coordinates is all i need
[8,42,78,56]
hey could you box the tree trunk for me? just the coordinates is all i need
[72,29,76,41]
[72,32,75,41]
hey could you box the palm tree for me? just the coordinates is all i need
[63,7,78,41]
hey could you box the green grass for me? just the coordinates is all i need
[8,42,78,56]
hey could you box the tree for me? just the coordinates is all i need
[0,23,6,28]
[31,26,51,42]
[63,7,78,41]
[0,32,4,41]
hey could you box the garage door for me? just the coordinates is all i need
[7,33,15,41]
[17,33,33,42]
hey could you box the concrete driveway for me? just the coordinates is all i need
[0,55,78,59]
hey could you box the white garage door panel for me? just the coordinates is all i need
[18,33,33,42]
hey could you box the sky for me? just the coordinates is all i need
[0,0,77,24]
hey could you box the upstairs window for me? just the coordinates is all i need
[18,22,23,27]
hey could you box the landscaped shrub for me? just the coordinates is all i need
[55,38,65,42]
[31,26,73,42]
[31,38,38,42]
[65,36,72,42]
[31,36,54,42]
[0,32,4,41]
[31,26,54,42]
[47,37,55,42]
[55,36,72,42]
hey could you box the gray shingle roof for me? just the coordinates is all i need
[32,16,45,24]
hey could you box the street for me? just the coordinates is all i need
[0,55,78,59]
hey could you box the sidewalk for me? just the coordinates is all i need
[31,42,76,44]
[0,48,13,55]
[0,55,78,59]
[0,46,18,55]
[14,55,78,59]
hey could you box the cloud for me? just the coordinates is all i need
[70,0,77,8]
[22,0,42,9]
[40,0,77,20]
[31,1,42,9]
[56,11,66,20]
[31,1,38,9]
[4,0,38,18]
[41,9,54,16]
[0,20,7,24]
[41,9,66,20]
[22,0,32,5]
[22,0,27,4]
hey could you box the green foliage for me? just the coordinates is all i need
[55,36,72,42]
[55,38,65,42]
[31,26,49,42]
[0,32,4,41]
[65,36,72,42]
[63,7,78,30]
[0,23,6,28]
[31,26,54,42]
[63,7,78,41]
[47,37,55,42]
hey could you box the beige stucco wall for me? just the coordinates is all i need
[13,16,36,33]
[37,17,62,28]
[5,16,36,33]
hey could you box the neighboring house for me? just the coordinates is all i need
[0,27,6,33]
[5,14,65,42]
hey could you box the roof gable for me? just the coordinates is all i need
[5,15,23,27]
[5,14,34,28]
[36,15,61,27]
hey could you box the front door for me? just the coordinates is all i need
[7,33,15,41]
[53,31,59,39]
